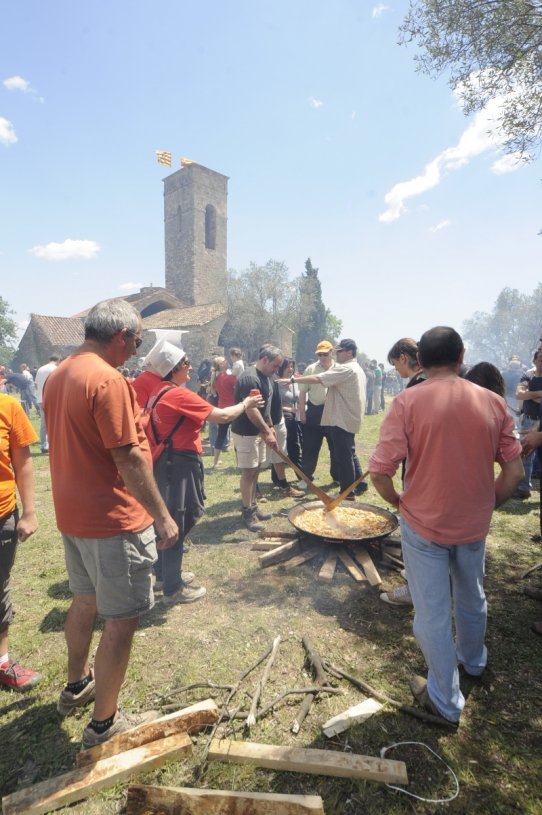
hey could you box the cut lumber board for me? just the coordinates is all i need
[77,698,218,768]
[251,540,287,550]
[336,548,366,583]
[258,529,298,540]
[322,699,383,737]
[353,548,382,587]
[318,551,337,583]
[126,784,325,814]
[2,733,192,815]
[208,739,408,785]
[258,539,301,568]
[280,550,320,570]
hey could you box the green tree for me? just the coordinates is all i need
[0,297,17,367]
[221,259,299,361]
[295,258,328,363]
[462,285,542,366]
[400,0,542,156]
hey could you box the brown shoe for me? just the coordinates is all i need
[532,621,542,635]
[524,586,542,601]
[409,675,458,726]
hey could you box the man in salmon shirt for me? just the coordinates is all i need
[369,326,523,725]
[0,392,40,691]
[43,299,178,750]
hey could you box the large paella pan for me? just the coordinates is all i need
[288,500,398,543]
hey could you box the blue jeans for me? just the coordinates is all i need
[518,414,537,491]
[401,518,487,722]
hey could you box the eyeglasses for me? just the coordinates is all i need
[125,329,143,349]
[317,352,331,357]
[181,358,190,367]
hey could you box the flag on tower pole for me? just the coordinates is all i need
[180,157,195,167]
[155,150,172,167]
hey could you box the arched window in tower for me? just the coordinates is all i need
[205,204,216,250]
[177,205,182,234]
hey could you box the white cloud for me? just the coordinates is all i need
[351,110,357,120]
[309,97,323,109]
[3,75,43,102]
[491,153,524,175]
[29,239,100,261]
[379,95,509,222]
[119,282,144,291]
[429,219,451,233]
[0,117,17,145]
[372,3,389,17]
[3,76,30,92]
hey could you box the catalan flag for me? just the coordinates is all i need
[155,150,172,167]
[180,157,195,167]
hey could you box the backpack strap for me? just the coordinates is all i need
[148,384,188,450]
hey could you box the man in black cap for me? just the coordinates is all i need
[282,338,366,496]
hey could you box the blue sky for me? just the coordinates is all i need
[1,0,540,363]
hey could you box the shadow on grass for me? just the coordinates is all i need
[0,701,79,796]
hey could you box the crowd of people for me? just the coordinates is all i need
[1,301,541,747]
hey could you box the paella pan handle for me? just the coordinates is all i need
[271,447,333,507]
[324,470,370,513]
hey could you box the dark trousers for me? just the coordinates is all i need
[329,426,362,493]
[0,509,18,633]
[285,416,302,469]
[301,403,336,481]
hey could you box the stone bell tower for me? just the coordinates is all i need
[164,163,228,306]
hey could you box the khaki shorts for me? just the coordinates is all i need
[232,433,268,469]
[62,525,157,620]
[265,419,287,466]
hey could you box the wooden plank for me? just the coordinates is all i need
[318,551,337,583]
[2,733,192,815]
[251,540,286,551]
[280,550,320,570]
[126,784,325,814]
[258,539,301,568]
[258,530,297,540]
[208,739,408,785]
[77,698,218,768]
[322,699,383,737]
[336,548,366,583]
[352,548,382,587]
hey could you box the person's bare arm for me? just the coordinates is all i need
[11,445,38,542]
[521,429,542,456]
[110,445,178,550]
[298,390,307,423]
[495,457,525,507]
[370,472,400,509]
[516,384,542,401]
[208,393,263,424]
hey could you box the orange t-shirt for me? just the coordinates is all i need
[0,394,38,517]
[43,352,152,538]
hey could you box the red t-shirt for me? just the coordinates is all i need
[148,384,214,460]
[132,370,161,409]
[214,371,236,408]
[43,352,153,538]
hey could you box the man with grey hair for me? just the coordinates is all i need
[231,345,282,531]
[43,299,178,749]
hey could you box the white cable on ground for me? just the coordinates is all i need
[380,740,460,804]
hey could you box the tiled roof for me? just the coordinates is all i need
[142,303,226,329]
[73,288,188,318]
[31,314,85,346]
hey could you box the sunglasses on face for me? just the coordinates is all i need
[125,329,143,349]
[317,352,331,357]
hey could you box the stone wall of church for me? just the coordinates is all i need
[164,164,228,307]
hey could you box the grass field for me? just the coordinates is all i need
[1,405,542,814]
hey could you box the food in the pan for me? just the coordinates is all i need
[293,505,395,540]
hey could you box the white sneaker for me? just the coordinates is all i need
[297,480,308,491]
[380,584,413,606]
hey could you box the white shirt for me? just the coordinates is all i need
[35,362,58,403]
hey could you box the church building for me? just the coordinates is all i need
[13,163,229,369]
